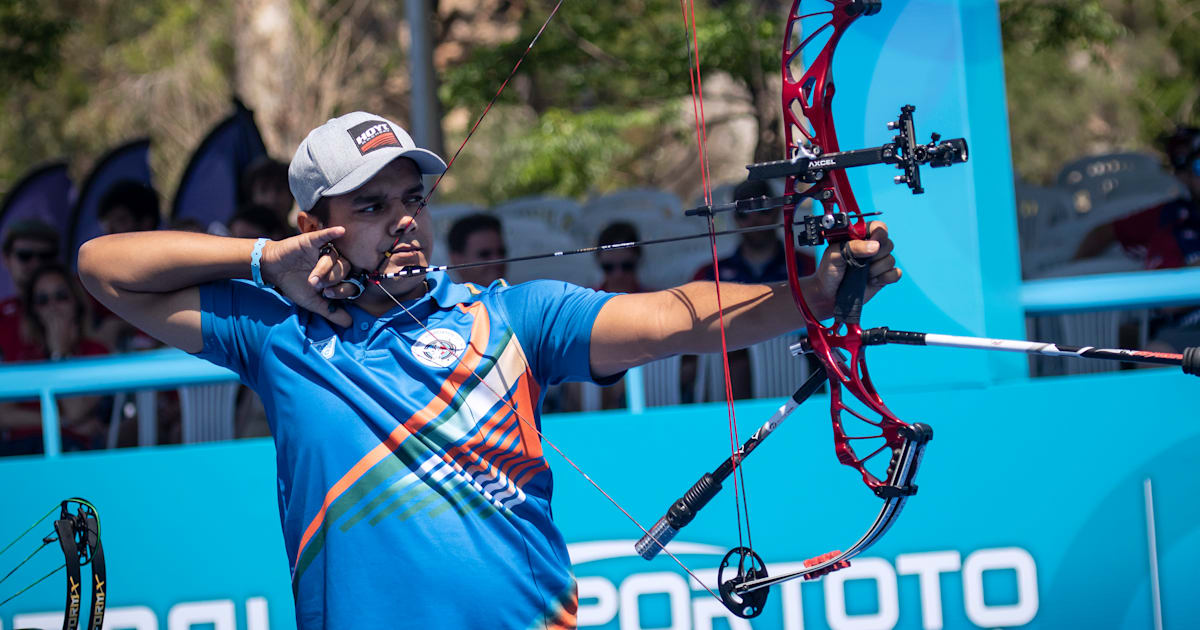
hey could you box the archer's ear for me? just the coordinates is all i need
[296,211,323,233]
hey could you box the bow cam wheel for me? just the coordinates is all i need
[718,546,768,618]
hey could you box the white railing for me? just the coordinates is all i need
[0,349,236,457]
[6,267,1198,457]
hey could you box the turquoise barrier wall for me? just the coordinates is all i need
[1,369,1194,628]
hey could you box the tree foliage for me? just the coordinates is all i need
[0,0,74,88]
[3,0,1199,207]
[437,0,780,203]
[1000,0,1200,183]
[0,0,234,195]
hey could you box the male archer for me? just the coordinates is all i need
[78,111,900,629]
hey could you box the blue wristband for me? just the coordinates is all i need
[251,238,272,289]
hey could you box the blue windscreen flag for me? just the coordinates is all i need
[172,99,268,229]
[67,139,153,268]
[0,162,74,300]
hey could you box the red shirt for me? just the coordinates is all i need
[0,297,40,363]
[5,336,110,363]
[1,338,111,446]
[1112,199,1200,270]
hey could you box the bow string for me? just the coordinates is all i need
[637,0,969,618]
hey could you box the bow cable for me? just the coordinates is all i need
[677,0,756,565]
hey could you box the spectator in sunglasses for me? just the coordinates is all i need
[593,222,647,293]
[1,219,61,363]
[448,213,508,287]
[0,264,110,456]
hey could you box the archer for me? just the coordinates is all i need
[77,110,900,629]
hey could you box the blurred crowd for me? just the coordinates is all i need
[2,119,1198,456]
[1022,126,1200,369]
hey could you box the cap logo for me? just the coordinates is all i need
[348,120,401,155]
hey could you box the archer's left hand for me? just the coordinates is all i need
[811,220,901,307]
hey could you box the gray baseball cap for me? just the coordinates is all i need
[288,111,447,212]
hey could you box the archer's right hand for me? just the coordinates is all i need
[260,227,355,327]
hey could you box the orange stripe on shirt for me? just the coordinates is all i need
[544,591,579,630]
[292,303,491,566]
[442,339,546,497]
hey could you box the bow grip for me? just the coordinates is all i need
[635,472,722,560]
[1185,347,1199,376]
[834,242,870,326]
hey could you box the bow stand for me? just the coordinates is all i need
[0,498,106,630]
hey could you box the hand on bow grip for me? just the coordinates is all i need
[808,221,900,324]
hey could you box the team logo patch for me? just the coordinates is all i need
[347,120,401,155]
[412,328,466,368]
[311,336,337,359]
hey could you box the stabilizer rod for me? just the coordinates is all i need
[857,328,1199,377]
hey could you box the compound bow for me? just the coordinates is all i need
[635,0,968,618]
[0,498,106,630]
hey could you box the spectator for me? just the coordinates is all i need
[1072,126,1200,359]
[0,265,110,456]
[447,213,508,286]
[228,203,288,438]
[91,180,178,440]
[691,179,816,283]
[687,180,817,400]
[1,219,60,362]
[98,180,160,234]
[229,204,289,240]
[594,222,648,293]
[1074,127,1200,269]
[92,181,163,351]
[240,156,294,225]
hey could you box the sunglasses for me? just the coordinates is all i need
[13,250,58,264]
[601,261,637,273]
[34,290,71,307]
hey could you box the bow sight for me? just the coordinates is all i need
[747,105,967,195]
[685,104,967,248]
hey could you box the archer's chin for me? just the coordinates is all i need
[379,274,427,299]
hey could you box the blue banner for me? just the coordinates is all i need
[172,100,268,229]
[0,163,74,300]
[66,140,153,267]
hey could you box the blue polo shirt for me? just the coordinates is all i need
[195,272,616,629]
